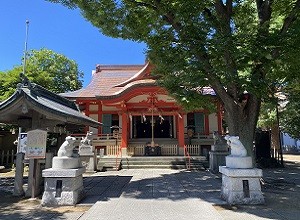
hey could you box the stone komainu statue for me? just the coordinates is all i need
[224,135,247,157]
[57,136,76,157]
[80,131,93,146]
[213,131,226,145]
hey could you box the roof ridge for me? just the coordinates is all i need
[95,64,145,72]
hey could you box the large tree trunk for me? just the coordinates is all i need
[223,94,261,160]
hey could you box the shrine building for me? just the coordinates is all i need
[61,62,223,157]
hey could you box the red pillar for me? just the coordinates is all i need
[121,112,128,148]
[178,114,185,147]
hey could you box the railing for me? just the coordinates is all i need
[72,133,122,147]
[183,145,191,170]
[0,149,15,167]
[160,144,178,156]
[115,145,122,171]
[185,144,201,155]
[107,145,120,156]
[127,144,178,156]
[128,145,144,156]
[184,132,213,139]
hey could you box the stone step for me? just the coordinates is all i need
[97,158,121,171]
[123,156,206,161]
[122,164,187,169]
[122,160,186,165]
[97,156,207,171]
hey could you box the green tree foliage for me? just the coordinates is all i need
[281,85,300,139]
[48,0,300,159]
[0,48,83,101]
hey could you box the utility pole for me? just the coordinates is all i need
[22,20,29,75]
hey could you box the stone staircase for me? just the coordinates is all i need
[121,156,184,169]
[121,156,207,170]
[188,156,209,170]
[97,157,121,171]
[97,156,208,171]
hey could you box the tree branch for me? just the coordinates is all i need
[256,0,273,26]
[280,0,300,34]
[226,0,233,15]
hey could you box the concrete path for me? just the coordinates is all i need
[78,169,224,220]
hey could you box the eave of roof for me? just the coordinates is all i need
[0,82,101,127]
[95,79,157,100]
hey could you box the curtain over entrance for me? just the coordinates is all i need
[132,116,174,138]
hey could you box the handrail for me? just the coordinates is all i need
[183,145,191,170]
[115,145,122,171]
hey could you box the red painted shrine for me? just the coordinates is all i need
[61,62,223,156]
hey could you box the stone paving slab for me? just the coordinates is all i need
[78,169,224,220]
[0,155,299,220]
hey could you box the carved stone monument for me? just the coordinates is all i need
[42,136,85,206]
[219,135,264,204]
[209,131,229,173]
[78,132,96,172]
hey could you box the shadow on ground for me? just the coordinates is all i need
[0,156,299,220]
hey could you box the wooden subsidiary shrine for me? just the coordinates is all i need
[0,78,100,132]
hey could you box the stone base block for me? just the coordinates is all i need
[42,186,84,206]
[52,157,81,169]
[79,144,94,155]
[209,151,229,173]
[226,156,253,168]
[80,155,96,173]
[211,144,228,152]
[43,167,85,177]
[42,168,85,206]
[219,166,264,205]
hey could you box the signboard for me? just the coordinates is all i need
[25,129,47,159]
[17,133,27,153]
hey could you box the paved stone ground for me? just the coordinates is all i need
[0,154,299,220]
[78,169,224,220]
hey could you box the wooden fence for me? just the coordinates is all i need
[160,144,178,156]
[185,145,201,155]
[0,149,15,167]
[106,145,121,156]
[127,145,144,156]
[127,144,179,156]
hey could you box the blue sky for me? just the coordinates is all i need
[0,0,147,87]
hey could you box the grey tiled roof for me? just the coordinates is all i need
[0,82,101,127]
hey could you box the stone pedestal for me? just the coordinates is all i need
[52,157,81,169]
[80,154,96,173]
[41,167,85,206]
[79,144,96,173]
[226,155,253,169]
[209,151,229,173]
[219,166,264,205]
